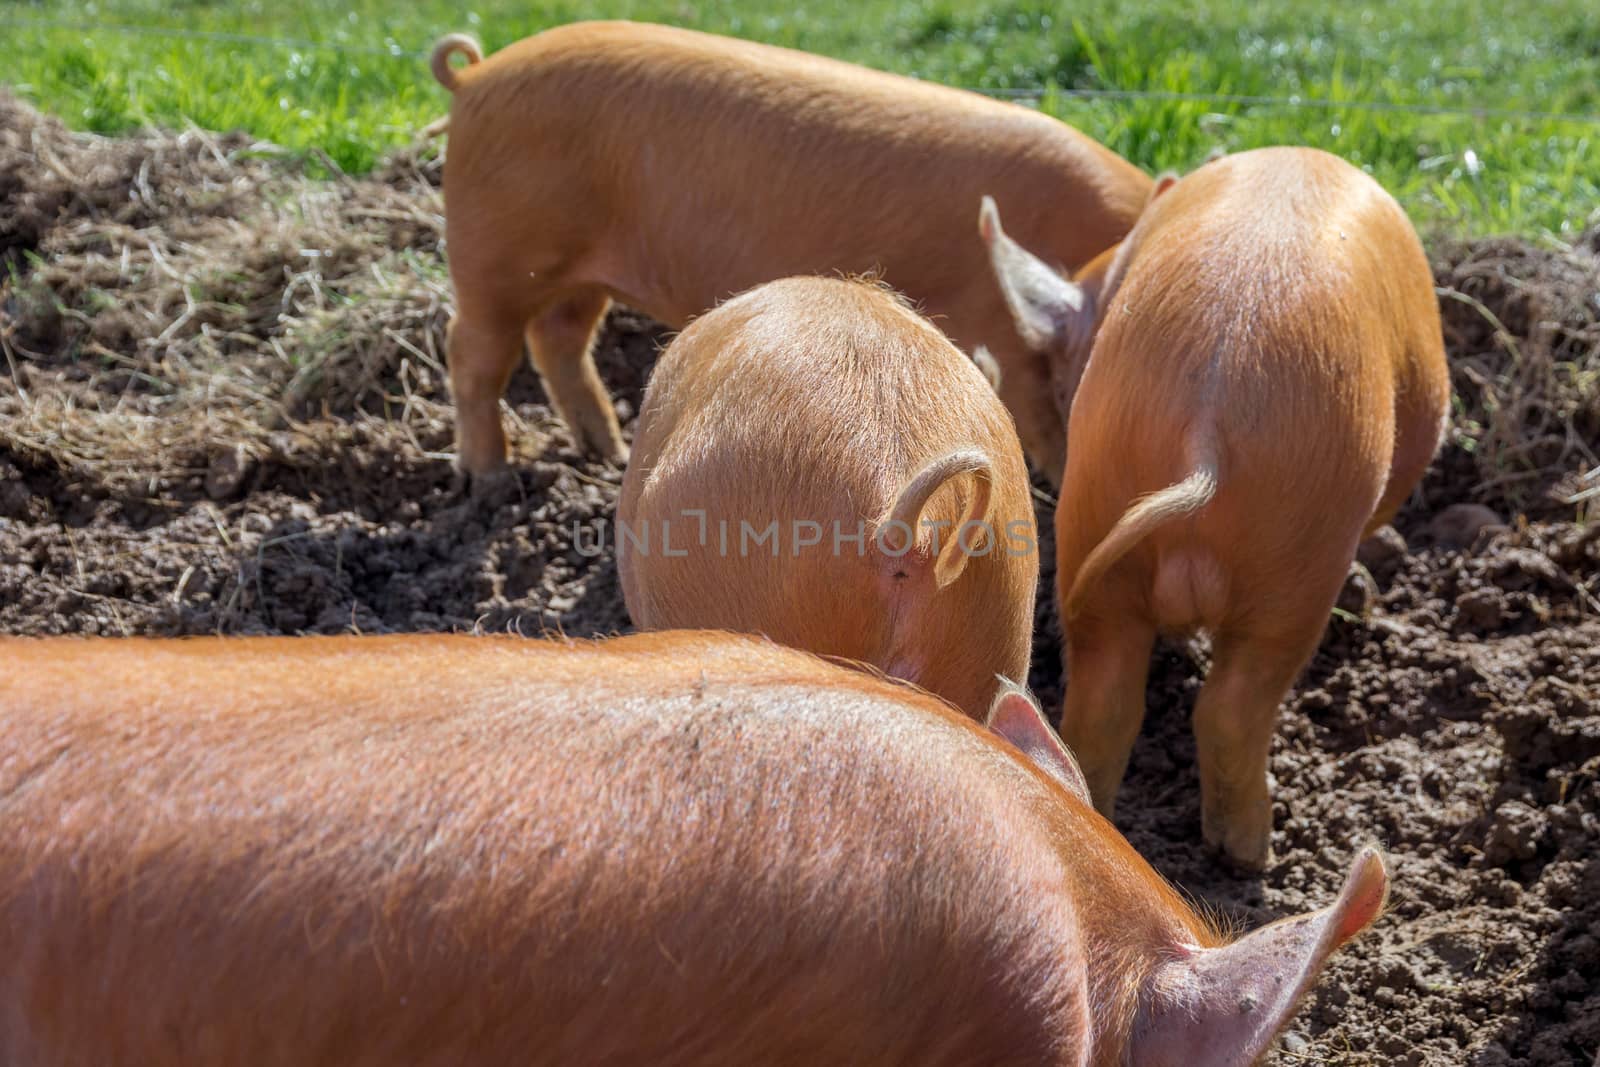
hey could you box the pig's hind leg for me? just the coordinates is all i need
[526,287,627,465]
[1365,352,1450,535]
[448,301,529,477]
[1059,609,1158,821]
[1190,605,1328,871]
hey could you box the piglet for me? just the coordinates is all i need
[618,275,1037,718]
[0,630,1386,1065]
[981,145,1450,867]
[429,20,1152,484]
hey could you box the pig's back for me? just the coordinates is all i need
[0,631,1087,1067]
[447,21,1147,324]
[484,20,1129,181]
[621,278,1025,659]
[637,277,1010,512]
[1120,149,1433,415]
[1098,146,1421,409]
[1072,149,1424,537]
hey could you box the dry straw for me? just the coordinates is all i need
[1,94,454,492]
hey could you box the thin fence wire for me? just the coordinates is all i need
[14,15,1600,126]
[986,88,1600,125]
[13,17,423,58]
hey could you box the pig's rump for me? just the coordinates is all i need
[617,277,1038,717]
[0,632,1085,1067]
[1058,154,1436,632]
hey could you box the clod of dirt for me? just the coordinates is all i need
[1427,502,1507,548]
[1481,799,1550,867]
[1357,524,1409,579]
[204,445,257,501]
[1338,564,1379,618]
[1454,586,1511,632]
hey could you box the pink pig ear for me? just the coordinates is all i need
[985,680,1092,804]
[1130,847,1390,1067]
[977,195,1090,353]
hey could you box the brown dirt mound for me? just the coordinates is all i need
[1429,232,1600,517]
[3,94,1599,1064]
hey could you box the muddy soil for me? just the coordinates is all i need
[2,96,1598,1064]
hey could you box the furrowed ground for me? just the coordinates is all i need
[3,4,1599,1063]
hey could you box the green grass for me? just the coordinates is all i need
[8,0,1600,236]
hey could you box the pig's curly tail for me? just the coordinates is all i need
[431,33,484,92]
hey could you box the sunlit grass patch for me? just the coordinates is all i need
[6,0,1599,235]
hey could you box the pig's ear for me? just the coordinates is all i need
[977,195,1090,353]
[985,680,1091,804]
[1152,170,1180,199]
[970,344,1002,392]
[1130,848,1390,1067]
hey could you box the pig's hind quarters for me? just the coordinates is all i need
[446,286,625,474]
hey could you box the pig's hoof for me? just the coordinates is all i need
[1356,524,1408,574]
[1203,818,1272,872]
[1217,835,1273,873]
[564,414,629,469]
[1222,844,1272,874]
[588,435,630,469]
[577,435,628,468]
[1427,503,1506,550]
[461,465,519,505]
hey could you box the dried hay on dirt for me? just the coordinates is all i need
[1,92,454,478]
[1432,232,1600,516]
